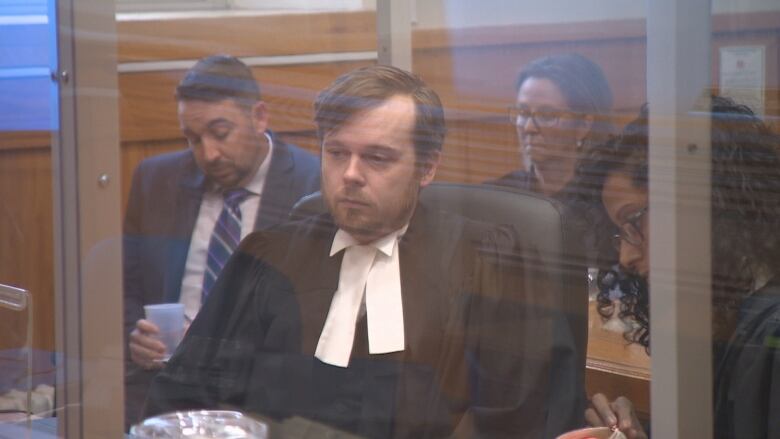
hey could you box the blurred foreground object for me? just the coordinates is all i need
[130,410,268,439]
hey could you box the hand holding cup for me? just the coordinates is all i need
[130,303,186,368]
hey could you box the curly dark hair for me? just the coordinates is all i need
[588,96,780,350]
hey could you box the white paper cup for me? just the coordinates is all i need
[144,303,185,361]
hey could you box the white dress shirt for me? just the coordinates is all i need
[179,134,273,321]
[315,226,407,368]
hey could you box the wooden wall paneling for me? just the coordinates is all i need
[252,61,375,137]
[276,130,320,156]
[118,61,374,143]
[0,147,55,352]
[439,116,519,184]
[414,46,509,115]
[0,131,51,152]
[116,11,377,63]
[414,37,648,116]
[586,302,651,420]
[119,71,183,142]
[412,18,647,52]
[413,37,647,183]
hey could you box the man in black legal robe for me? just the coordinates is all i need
[145,65,584,438]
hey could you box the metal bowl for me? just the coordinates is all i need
[129,410,268,439]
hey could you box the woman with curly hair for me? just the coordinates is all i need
[585,97,780,439]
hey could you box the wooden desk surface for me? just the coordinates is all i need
[585,301,651,418]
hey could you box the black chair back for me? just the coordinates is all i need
[291,182,589,434]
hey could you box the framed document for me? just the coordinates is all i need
[719,45,766,115]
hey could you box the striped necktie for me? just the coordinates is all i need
[202,188,250,302]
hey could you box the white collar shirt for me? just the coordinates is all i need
[179,133,273,320]
[315,225,408,367]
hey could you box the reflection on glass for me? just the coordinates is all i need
[3,0,776,435]
[136,65,585,438]
[588,97,780,438]
[487,53,616,288]
[0,0,58,433]
[122,55,321,429]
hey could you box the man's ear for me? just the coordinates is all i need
[418,150,441,187]
[251,101,269,135]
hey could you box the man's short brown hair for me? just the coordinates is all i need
[314,65,445,164]
[176,54,260,108]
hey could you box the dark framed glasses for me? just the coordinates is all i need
[508,105,571,128]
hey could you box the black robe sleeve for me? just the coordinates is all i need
[143,231,303,417]
[456,224,586,439]
[714,284,780,439]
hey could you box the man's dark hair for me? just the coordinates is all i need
[176,54,261,107]
[314,65,445,165]
[591,96,780,350]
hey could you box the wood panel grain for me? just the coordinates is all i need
[0,131,51,152]
[414,39,648,115]
[586,301,651,419]
[413,18,647,51]
[119,61,373,142]
[0,147,54,352]
[117,10,376,63]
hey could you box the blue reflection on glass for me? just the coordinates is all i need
[0,0,58,131]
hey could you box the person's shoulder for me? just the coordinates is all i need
[741,280,780,329]
[275,138,320,170]
[724,281,780,364]
[131,149,196,182]
[271,139,321,196]
[129,149,198,193]
[484,169,532,190]
[137,149,193,170]
[237,213,334,257]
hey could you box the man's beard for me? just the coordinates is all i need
[323,177,421,242]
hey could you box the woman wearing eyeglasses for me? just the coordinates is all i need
[585,97,780,439]
[491,53,613,198]
[489,53,615,265]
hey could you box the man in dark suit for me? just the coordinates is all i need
[123,54,320,428]
[145,65,582,438]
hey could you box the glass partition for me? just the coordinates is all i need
[3,0,778,436]
[0,0,59,433]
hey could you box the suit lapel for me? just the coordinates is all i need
[163,153,206,303]
[254,137,297,231]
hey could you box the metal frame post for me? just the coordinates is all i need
[647,1,713,437]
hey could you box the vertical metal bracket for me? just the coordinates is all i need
[376,0,413,71]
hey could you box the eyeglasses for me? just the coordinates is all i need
[612,206,648,250]
[508,105,570,128]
